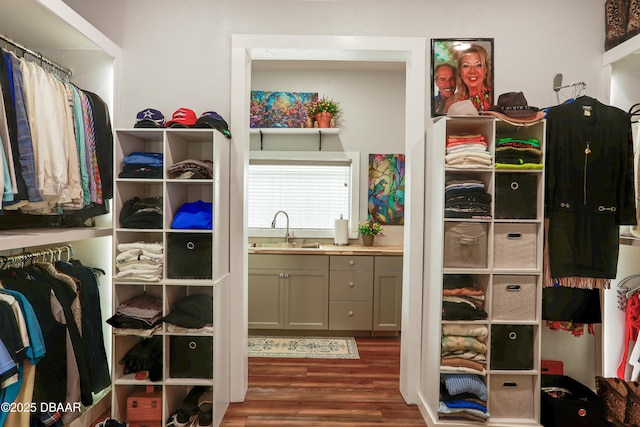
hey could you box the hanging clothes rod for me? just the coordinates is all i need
[0,245,73,267]
[0,33,73,79]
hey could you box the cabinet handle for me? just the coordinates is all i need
[348,310,354,316]
[349,260,354,266]
[348,281,354,287]
[280,272,285,278]
[284,273,289,279]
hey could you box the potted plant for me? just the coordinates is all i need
[308,95,342,128]
[358,219,384,246]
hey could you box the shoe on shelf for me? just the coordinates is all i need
[196,387,213,426]
[167,411,196,427]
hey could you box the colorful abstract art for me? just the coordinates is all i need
[250,91,318,128]
[368,154,405,225]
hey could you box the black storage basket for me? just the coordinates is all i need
[494,173,538,219]
[541,374,606,427]
[490,324,534,370]
[167,232,212,279]
[169,336,213,379]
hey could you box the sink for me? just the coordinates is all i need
[249,242,323,249]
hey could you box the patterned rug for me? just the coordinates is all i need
[248,336,359,359]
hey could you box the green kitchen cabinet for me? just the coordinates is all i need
[249,254,329,330]
[373,256,403,331]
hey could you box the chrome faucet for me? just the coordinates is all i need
[271,210,290,242]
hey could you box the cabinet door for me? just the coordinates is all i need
[373,268,402,331]
[285,269,329,329]
[248,269,284,329]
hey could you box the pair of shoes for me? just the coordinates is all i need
[167,386,210,426]
[196,388,213,426]
[167,411,196,427]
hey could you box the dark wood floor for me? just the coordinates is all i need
[220,337,427,426]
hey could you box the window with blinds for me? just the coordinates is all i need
[248,156,356,235]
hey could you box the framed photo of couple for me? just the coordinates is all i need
[431,38,494,117]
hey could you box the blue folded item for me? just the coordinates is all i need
[442,374,488,401]
[171,200,213,230]
[123,152,164,167]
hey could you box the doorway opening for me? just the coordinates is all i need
[229,35,426,406]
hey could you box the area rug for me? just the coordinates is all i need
[248,336,359,359]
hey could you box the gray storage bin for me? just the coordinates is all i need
[492,275,537,321]
[489,375,535,419]
[443,222,488,268]
[493,223,537,268]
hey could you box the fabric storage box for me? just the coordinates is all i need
[489,375,535,419]
[170,335,213,378]
[493,223,537,268]
[491,275,537,321]
[541,374,605,427]
[127,386,162,424]
[490,324,534,370]
[494,173,538,219]
[167,232,212,279]
[443,222,488,268]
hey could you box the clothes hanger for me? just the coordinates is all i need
[629,103,640,123]
[618,274,640,299]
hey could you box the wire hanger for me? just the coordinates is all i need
[629,103,640,123]
[619,274,640,298]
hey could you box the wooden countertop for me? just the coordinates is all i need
[248,244,403,256]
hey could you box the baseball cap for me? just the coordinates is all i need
[165,108,198,128]
[134,108,165,128]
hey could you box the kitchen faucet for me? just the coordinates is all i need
[271,210,290,242]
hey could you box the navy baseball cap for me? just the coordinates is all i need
[195,111,232,139]
[134,108,165,128]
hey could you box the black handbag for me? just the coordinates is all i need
[169,336,213,378]
[167,233,212,279]
[490,325,533,370]
[543,375,606,427]
[494,173,538,219]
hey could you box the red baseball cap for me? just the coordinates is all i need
[165,108,198,127]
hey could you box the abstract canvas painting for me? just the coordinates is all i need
[250,91,318,128]
[368,154,405,225]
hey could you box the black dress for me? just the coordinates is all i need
[545,96,636,279]
[543,97,635,324]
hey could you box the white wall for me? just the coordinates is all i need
[61,0,605,127]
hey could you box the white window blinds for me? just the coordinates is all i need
[248,160,352,230]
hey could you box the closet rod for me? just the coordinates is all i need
[0,245,73,266]
[0,33,73,79]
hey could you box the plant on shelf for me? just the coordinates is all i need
[308,96,342,128]
[358,219,384,246]
[358,219,384,236]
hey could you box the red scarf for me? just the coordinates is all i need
[618,295,640,379]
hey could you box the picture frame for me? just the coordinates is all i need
[431,38,494,117]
